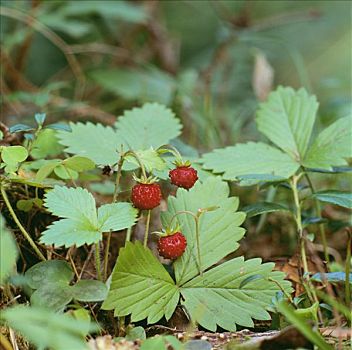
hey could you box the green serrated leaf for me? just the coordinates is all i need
[41,186,137,247]
[311,191,352,209]
[256,86,318,161]
[71,280,108,302]
[0,215,18,285]
[115,103,182,150]
[1,305,96,350]
[125,148,166,172]
[97,203,137,232]
[102,241,179,323]
[30,282,72,312]
[303,116,352,169]
[58,122,121,165]
[181,258,291,331]
[25,260,73,289]
[166,177,246,284]
[242,202,289,218]
[201,142,299,181]
[63,156,96,172]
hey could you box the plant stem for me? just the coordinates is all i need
[0,334,13,350]
[103,155,125,281]
[345,229,351,314]
[143,210,151,248]
[1,185,46,261]
[303,169,329,264]
[95,242,102,280]
[125,227,132,244]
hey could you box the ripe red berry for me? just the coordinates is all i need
[131,183,162,210]
[157,232,187,259]
[169,165,198,189]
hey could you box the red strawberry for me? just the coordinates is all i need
[157,231,187,259]
[131,183,162,210]
[169,165,198,189]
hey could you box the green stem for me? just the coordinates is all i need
[1,185,46,261]
[303,169,329,264]
[103,155,125,280]
[125,227,132,245]
[345,230,351,315]
[95,242,102,280]
[143,210,151,248]
[170,210,203,276]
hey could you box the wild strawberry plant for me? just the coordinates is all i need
[1,87,350,348]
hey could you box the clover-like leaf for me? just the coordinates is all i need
[201,142,299,181]
[256,86,318,161]
[41,186,137,247]
[302,116,352,170]
[102,241,180,323]
[0,215,18,285]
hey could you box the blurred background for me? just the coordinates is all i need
[1,0,351,260]
[1,0,351,150]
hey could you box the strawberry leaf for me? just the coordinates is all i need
[302,116,352,170]
[57,103,181,167]
[256,86,318,161]
[41,186,137,247]
[165,177,246,285]
[201,142,299,181]
[102,241,179,323]
[181,258,291,331]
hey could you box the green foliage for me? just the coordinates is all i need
[0,215,18,285]
[26,260,108,311]
[41,186,137,247]
[90,68,175,105]
[202,142,299,181]
[30,129,64,159]
[303,116,352,169]
[201,87,352,182]
[104,178,291,331]
[311,190,352,209]
[242,202,289,218]
[0,145,28,173]
[58,103,181,168]
[256,86,319,160]
[277,302,333,350]
[1,305,96,350]
[140,335,183,350]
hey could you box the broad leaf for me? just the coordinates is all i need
[201,142,299,182]
[41,186,137,247]
[71,280,108,302]
[35,160,62,181]
[62,156,95,172]
[30,282,72,312]
[58,103,181,167]
[25,260,73,289]
[58,122,121,165]
[165,177,246,285]
[256,86,318,160]
[102,241,179,323]
[0,216,18,285]
[1,145,28,172]
[242,202,289,218]
[114,103,182,150]
[181,258,291,331]
[311,191,352,209]
[303,116,352,169]
[1,305,96,350]
[30,129,64,159]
